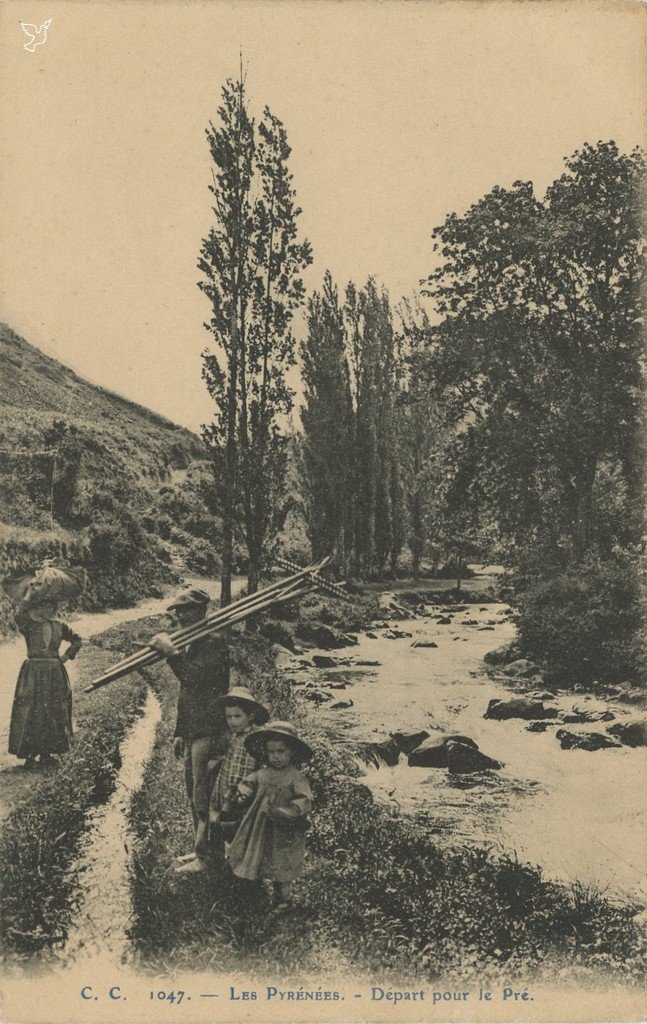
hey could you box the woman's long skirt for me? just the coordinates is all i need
[8,658,73,757]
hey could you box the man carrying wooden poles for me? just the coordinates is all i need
[149,588,235,874]
[86,557,349,875]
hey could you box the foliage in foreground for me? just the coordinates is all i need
[0,647,147,963]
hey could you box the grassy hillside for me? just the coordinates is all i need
[0,324,222,626]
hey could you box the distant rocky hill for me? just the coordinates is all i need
[0,324,220,624]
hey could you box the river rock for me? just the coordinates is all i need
[560,707,615,724]
[360,737,401,767]
[484,644,519,666]
[295,622,354,649]
[484,698,559,721]
[614,687,647,706]
[446,741,502,774]
[271,643,295,669]
[606,719,647,747]
[525,721,555,733]
[366,631,379,639]
[526,690,557,703]
[556,729,621,751]
[296,688,333,704]
[312,654,343,668]
[411,640,438,649]
[261,620,297,651]
[407,733,478,768]
[391,730,430,755]
[502,659,539,678]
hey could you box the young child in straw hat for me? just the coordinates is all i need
[226,720,313,912]
[207,687,269,851]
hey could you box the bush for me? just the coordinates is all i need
[515,552,647,687]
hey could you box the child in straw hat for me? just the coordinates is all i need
[205,687,270,854]
[226,720,313,912]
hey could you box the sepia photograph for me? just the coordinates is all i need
[0,1,645,1021]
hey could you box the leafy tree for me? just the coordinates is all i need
[300,272,354,569]
[423,141,646,566]
[199,75,255,604]
[200,76,311,597]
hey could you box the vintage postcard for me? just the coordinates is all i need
[0,1,646,1022]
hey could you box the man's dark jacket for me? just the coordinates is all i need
[167,635,230,739]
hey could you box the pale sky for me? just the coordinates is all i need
[1,0,645,431]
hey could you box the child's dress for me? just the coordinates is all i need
[227,766,313,882]
[210,728,258,813]
[8,618,81,757]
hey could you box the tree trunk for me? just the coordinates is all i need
[573,456,598,563]
[220,347,238,607]
[411,546,421,579]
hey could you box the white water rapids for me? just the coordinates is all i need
[299,601,647,908]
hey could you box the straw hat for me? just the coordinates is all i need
[167,588,211,611]
[244,720,313,764]
[214,686,270,725]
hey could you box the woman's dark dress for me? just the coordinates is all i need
[8,619,81,757]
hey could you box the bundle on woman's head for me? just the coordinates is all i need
[2,561,87,611]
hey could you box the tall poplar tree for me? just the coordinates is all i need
[199,76,311,599]
[300,272,354,569]
[199,76,255,605]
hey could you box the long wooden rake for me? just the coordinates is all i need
[84,554,348,693]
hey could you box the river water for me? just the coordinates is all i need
[299,600,647,907]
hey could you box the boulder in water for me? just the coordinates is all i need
[271,644,295,670]
[556,729,621,751]
[296,688,333,705]
[391,730,430,755]
[295,622,355,649]
[606,719,647,747]
[261,620,297,651]
[446,741,502,774]
[312,654,344,668]
[407,733,478,768]
[560,707,615,724]
[485,698,559,721]
[525,721,554,733]
[502,659,539,678]
[484,644,519,666]
[360,736,401,767]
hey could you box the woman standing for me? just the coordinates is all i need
[8,597,82,767]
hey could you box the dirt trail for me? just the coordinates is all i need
[0,577,244,817]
